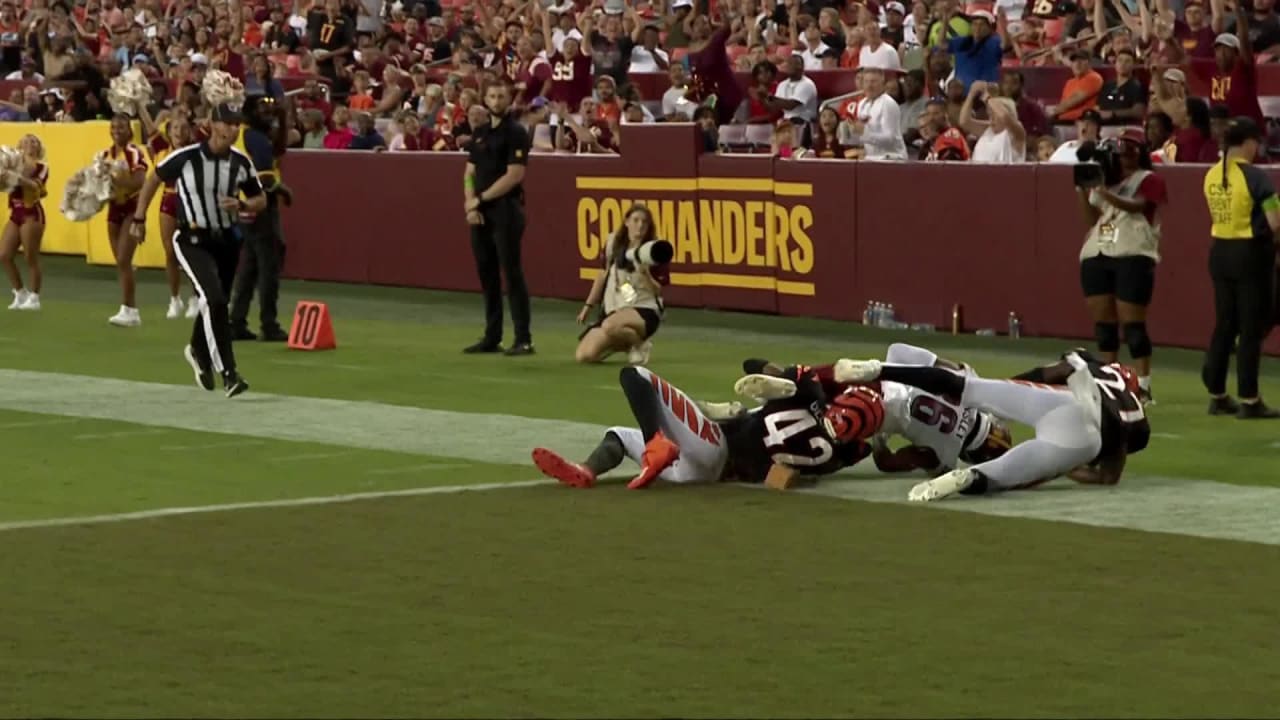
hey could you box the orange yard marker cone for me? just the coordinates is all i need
[287,300,337,351]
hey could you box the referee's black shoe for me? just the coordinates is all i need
[231,325,258,341]
[463,340,504,354]
[1208,395,1240,415]
[260,326,289,342]
[224,372,250,399]
[183,345,215,391]
[1238,399,1280,420]
[504,342,535,357]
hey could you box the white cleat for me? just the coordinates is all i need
[185,297,200,318]
[834,358,883,384]
[108,305,141,327]
[165,297,184,319]
[7,289,28,309]
[696,400,747,421]
[908,467,976,503]
[17,292,39,311]
[627,340,652,367]
[734,373,798,402]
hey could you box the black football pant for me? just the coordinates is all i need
[230,205,285,333]
[174,229,240,377]
[1203,238,1276,399]
[471,199,531,346]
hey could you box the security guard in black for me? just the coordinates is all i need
[1201,117,1280,418]
[463,83,534,356]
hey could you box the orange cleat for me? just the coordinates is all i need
[532,448,597,488]
[627,432,680,490]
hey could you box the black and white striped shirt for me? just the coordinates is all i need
[155,142,265,232]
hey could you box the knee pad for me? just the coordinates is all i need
[1123,322,1152,359]
[1094,322,1120,353]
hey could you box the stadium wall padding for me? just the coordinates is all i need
[278,124,1280,354]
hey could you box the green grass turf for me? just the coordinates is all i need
[1,257,1279,717]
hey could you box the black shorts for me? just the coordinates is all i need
[1080,255,1156,305]
[580,307,662,341]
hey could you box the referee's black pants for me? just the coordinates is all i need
[173,228,241,377]
[1203,238,1276,399]
[230,205,285,333]
[470,198,531,346]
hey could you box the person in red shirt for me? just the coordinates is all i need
[594,75,623,123]
[513,37,551,108]
[1177,0,1218,58]
[1209,20,1264,131]
[543,10,593,116]
[745,61,781,123]
[2,134,47,311]
[325,105,355,149]
[685,6,744,125]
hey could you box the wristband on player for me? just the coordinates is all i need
[132,215,146,223]
[463,176,475,192]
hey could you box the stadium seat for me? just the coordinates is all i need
[1261,96,1280,120]
[718,123,749,150]
[532,124,554,151]
[744,123,774,148]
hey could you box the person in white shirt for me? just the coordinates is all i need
[848,66,907,160]
[798,23,831,71]
[1049,109,1102,163]
[859,22,901,72]
[959,81,1026,162]
[628,23,670,72]
[662,63,697,119]
[771,54,818,124]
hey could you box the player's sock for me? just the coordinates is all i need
[957,469,990,496]
[584,431,626,476]
[1139,375,1152,392]
[619,367,664,441]
[877,364,966,397]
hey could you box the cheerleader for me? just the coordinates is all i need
[102,115,149,327]
[2,134,48,311]
[139,104,198,319]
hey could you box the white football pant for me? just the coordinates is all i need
[960,377,1102,490]
[608,366,730,484]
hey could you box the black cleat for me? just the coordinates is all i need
[259,326,289,342]
[183,345,215,391]
[231,325,258,341]
[504,342,536,356]
[463,340,503,354]
[1238,400,1280,420]
[224,373,250,399]
[1208,395,1241,416]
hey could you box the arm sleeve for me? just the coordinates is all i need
[243,131,276,173]
[506,124,530,165]
[154,149,184,183]
[1137,173,1168,206]
[1245,165,1280,209]
[237,159,264,197]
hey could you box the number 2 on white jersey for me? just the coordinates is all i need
[764,409,834,467]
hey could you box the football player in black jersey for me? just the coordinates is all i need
[530,365,882,490]
[833,349,1149,502]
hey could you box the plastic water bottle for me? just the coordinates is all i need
[862,302,874,326]
[872,302,885,327]
[885,304,897,327]
[1008,312,1023,339]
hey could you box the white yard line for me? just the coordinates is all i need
[365,462,470,475]
[160,439,267,451]
[1,368,1278,546]
[74,428,172,440]
[0,479,554,533]
[267,450,361,463]
[0,417,84,430]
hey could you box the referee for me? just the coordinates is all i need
[132,103,267,398]
[463,82,534,356]
[1201,117,1280,419]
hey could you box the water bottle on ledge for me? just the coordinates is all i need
[1008,312,1023,339]
[862,302,874,326]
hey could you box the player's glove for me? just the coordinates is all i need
[733,374,797,402]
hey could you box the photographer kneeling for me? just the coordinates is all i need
[575,205,671,367]
[1076,129,1168,401]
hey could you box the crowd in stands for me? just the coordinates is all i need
[0,0,1276,162]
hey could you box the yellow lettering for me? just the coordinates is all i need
[599,198,623,246]
[770,203,790,271]
[577,198,600,260]
[676,200,699,262]
[655,200,676,244]
[789,206,814,274]
[699,199,722,264]
[721,201,745,264]
[744,201,766,267]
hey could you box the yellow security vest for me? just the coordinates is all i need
[1203,157,1257,240]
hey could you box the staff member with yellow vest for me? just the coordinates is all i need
[1202,117,1280,419]
[229,92,292,342]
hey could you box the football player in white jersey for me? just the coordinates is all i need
[742,343,1013,476]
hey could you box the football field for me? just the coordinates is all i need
[2,257,1280,718]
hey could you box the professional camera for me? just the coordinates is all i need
[1074,139,1122,189]
[624,240,674,267]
